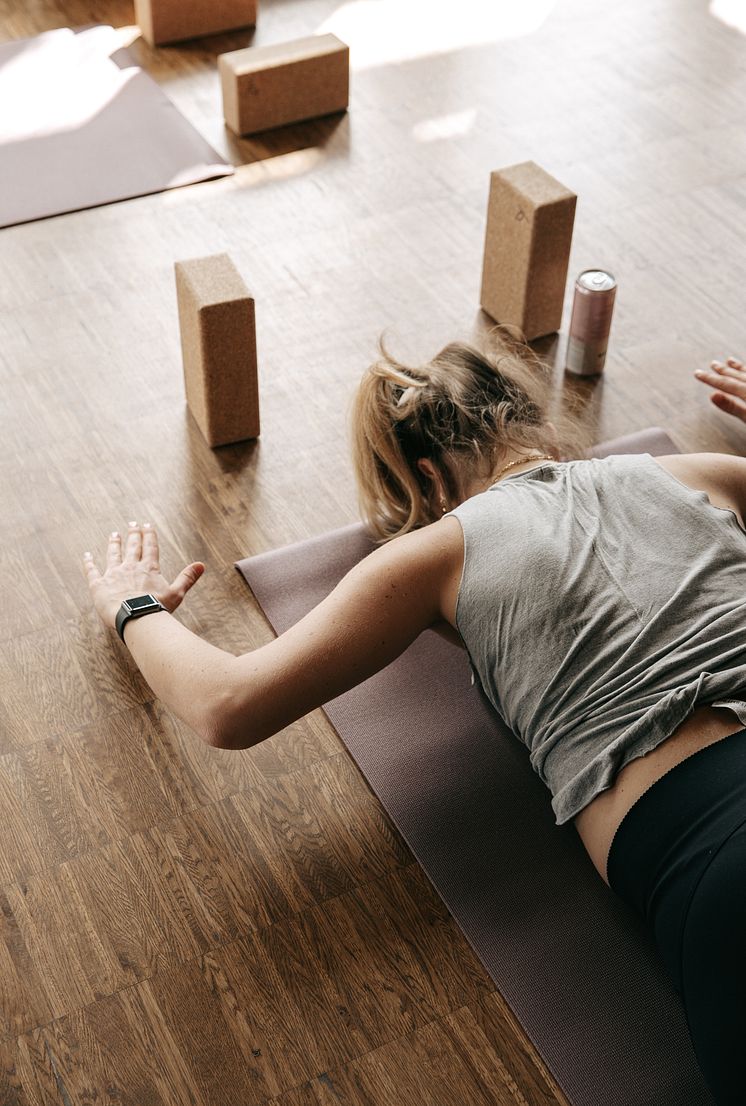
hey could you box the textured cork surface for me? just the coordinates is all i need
[480,161,576,341]
[496,161,576,207]
[175,254,259,448]
[135,0,257,46]
[219,33,349,135]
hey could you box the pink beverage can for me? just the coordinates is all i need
[565,269,617,376]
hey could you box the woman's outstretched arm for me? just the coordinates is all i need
[83,519,459,750]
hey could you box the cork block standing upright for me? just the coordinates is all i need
[175,253,259,448]
[219,34,349,135]
[480,162,577,341]
[135,0,257,46]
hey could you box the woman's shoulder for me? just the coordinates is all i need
[649,452,746,523]
[651,451,746,481]
[356,517,465,636]
[363,514,464,589]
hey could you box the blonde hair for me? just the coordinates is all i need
[351,331,587,542]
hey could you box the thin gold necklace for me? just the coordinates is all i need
[492,454,556,483]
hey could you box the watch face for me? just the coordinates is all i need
[127,595,158,611]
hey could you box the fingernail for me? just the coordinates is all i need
[128,521,137,528]
[110,531,119,539]
[83,551,92,558]
[694,370,705,377]
[711,360,722,368]
[143,522,151,529]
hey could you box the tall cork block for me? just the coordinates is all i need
[135,0,257,46]
[218,33,349,136]
[175,253,260,448]
[480,162,577,341]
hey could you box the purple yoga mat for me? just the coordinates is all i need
[235,428,714,1106]
[0,26,232,228]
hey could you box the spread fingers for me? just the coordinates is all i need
[106,531,122,568]
[711,391,746,419]
[124,521,142,562]
[695,368,746,396]
[142,522,160,571]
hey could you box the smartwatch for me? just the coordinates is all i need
[115,594,165,642]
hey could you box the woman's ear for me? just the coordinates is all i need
[417,458,437,481]
[416,458,448,513]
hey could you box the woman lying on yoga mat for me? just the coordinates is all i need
[84,337,746,1106]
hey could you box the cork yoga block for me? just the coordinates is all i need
[480,162,577,341]
[218,33,349,136]
[174,254,260,448]
[135,0,257,46]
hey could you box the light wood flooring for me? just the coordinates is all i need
[2,0,746,1102]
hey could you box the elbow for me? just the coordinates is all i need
[200,664,284,750]
[203,723,252,751]
[202,724,237,750]
[202,713,252,751]
[202,691,260,751]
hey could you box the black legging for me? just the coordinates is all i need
[607,726,746,1106]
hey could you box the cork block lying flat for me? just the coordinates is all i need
[135,0,257,46]
[218,33,349,135]
[175,253,259,448]
[480,162,577,341]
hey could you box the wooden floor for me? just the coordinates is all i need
[2,0,746,1102]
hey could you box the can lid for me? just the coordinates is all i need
[578,269,616,292]
[579,269,618,291]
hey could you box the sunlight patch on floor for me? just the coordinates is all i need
[412,108,477,143]
[710,0,746,34]
[0,25,140,142]
[317,0,557,69]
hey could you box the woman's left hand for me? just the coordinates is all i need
[694,357,746,422]
[82,521,205,631]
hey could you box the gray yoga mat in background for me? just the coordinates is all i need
[235,428,714,1106]
[0,26,232,228]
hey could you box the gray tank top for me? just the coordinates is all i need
[446,453,746,825]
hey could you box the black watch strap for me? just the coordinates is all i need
[115,594,165,642]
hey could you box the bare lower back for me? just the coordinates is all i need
[574,704,746,886]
